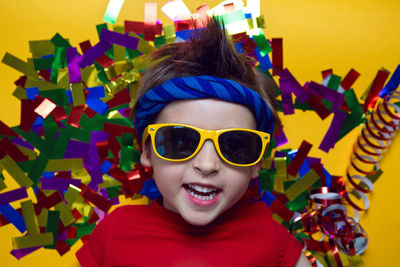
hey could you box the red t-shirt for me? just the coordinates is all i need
[76,199,303,267]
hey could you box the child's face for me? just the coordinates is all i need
[140,99,261,226]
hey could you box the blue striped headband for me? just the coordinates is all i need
[135,75,274,139]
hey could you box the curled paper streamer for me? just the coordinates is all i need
[292,187,368,258]
[346,90,400,211]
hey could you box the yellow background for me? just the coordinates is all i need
[0,0,399,266]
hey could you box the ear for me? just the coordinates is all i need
[250,160,262,180]
[140,142,153,168]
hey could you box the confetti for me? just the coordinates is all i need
[103,0,125,24]
[0,1,398,266]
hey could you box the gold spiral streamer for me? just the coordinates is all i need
[346,90,400,211]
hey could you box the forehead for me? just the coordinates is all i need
[154,99,257,130]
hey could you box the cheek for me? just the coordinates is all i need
[151,158,185,187]
[224,168,253,192]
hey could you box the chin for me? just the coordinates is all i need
[181,212,217,226]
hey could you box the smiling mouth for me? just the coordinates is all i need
[183,184,222,201]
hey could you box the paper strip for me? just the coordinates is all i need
[103,0,125,24]
[379,64,400,98]
[0,187,28,206]
[45,158,83,172]
[319,110,347,152]
[287,141,313,177]
[0,203,26,233]
[2,53,38,79]
[0,156,33,187]
[271,38,283,75]
[340,69,360,91]
[285,169,319,201]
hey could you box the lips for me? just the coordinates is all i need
[183,183,222,206]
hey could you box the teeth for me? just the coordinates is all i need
[188,184,218,193]
[188,190,217,200]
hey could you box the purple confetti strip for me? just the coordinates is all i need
[307,157,322,166]
[274,151,287,158]
[319,110,347,153]
[100,29,139,50]
[281,91,295,115]
[307,82,345,112]
[32,126,42,136]
[78,39,113,69]
[279,69,309,103]
[274,128,289,147]
[41,178,82,191]
[58,233,68,241]
[66,47,82,83]
[57,229,69,241]
[118,107,130,117]
[11,137,34,150]
[84,131,108,190]
[100,188,108,199]
[246,50,258,67]
[109,196,120,205]
[10,246,41,260]
[0,187,28,206]
[65,139,90,156]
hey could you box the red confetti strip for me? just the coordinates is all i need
[103,122,135,136]
[305,93,331,120]
[0,137,29,162]
[310,163,326,186]
[340,68,360,90]
[106,88,131,108]
[87,210,99,225]
[67,106,85,128]
[144,2,158,41]
[321,69,333,79]
[363,69,390,111]
[67,226,77,239]
[108,135,121,159]
[35,190,63,212]
[287,140,312,177]
[125,21,163,35]
[0,120,19,137]
[271,38,283,75]
[14,76,27,88]
[71,208,82,221]
[83,107,97,118]
[19,99,39,132]
[55,240,70,256]
[51,106,68,122]
[38,70,50,81]
[269,198,294,222]
[79,184,112,213]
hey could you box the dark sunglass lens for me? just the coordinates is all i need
[219,131,262,164]
[155,126,200,159]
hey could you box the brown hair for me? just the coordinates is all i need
[132,17,282,130]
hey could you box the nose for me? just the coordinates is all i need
[192,139,220,176]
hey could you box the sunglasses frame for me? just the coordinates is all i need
[142,123,270,167]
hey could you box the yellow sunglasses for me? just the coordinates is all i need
[142,123,270,167]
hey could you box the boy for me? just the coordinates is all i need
[77,18,311,267]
